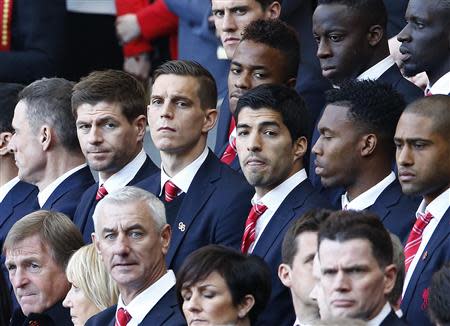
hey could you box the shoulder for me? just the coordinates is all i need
[85,305,116,326]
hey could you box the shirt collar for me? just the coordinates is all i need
[367,302,392,326]
[100,149,146,192]
[416,187,450,222]
[357,56,395,81]
[38,164,87,207]
[428,71,450,95]
[0,176,20,203]
[160,146,209,195]
[252,169,307,211]
[116,270,176,324]
[341,172,396,210]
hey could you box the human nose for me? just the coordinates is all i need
[397,24,411,43]
[317,38,331,59]
[234,70,251,90]
[247,131,262,153]
[312,136,323,156]
[62,287,73,308]
[112,233,131,256]
[185,292,202,313]
[332,270,351,293]
[222,11,237,32]
[396,144,413,167]
[87,125,103,144]
[11,267,29,289]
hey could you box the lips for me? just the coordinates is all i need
[314,160,325,175]
[157,126,176,132]
[321,66,336,78]
[332,299,355,308]
[399,46,412,62]
[230,90,245,100]
[398,169,416,182]
[223,36,240,44]
[245,156,266,168]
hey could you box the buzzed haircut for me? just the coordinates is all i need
[235,84,310,144]
[19,78,80,152]
[318,210,394,269]
[281,209,333,265]
[317,0,388,30]
[152,60,217,110]
[0,83,24,133]
[72,69,147,122]
[403,95,450,139]
[241,19,300,81]
[325,80,405,156]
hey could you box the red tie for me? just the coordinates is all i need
[220,138,237,165]
[164,180,180,202]
[96,184,108,201]
[404,212,434,273]
[115,308,132,326]
[241,204,268,254]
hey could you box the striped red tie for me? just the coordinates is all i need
[241,204,268,254]
[95,184,108,201]
[115,308,132,326]
[404,212,434,273]
[220,138,237,165]
[164,180,180,202]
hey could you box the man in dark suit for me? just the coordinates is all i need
[138,60,253,273]
[235,84,331,326]
[312,80,419,241]
[71,70,159,243]
[395,95,450,326]
[318,210,406,325]
[88,186,185,326]
[398,0,450,96]
[3,210,84,326]
[7,78,94,220]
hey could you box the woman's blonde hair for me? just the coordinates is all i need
[66,244,118,310]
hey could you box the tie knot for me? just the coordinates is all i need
[164,180,180,202]
[116,308,132,326]
[253,203,268,217]
[418,211,434,225]
[96,184,108,201]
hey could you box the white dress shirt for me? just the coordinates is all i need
[160,146,208,196]
[426,70,450,95]
[367,302,392,326]
[116,270,176,326]
[341,172,396,210]
[37,164,88,207]
[402,187,450,295]
[99,149,146,194]
[357,56,396,81]
[249,169,308,253]
[0,176,20,203]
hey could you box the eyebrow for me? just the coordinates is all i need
[237,121,281,129]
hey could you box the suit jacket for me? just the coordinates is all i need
[401,208,450,326]
[380,309,408,326]
[73,156,158,243]
[11,301,72,326]
[40,165,95,220]
[252,179,331,326]
[309,64,423,194]
[137,150,253,273]
[164,0,230,98]
[85,286,186,326]
[0,0,66,83]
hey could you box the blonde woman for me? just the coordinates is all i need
[63,244,118,326]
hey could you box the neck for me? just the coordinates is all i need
[346,160,391,201]
[160,141,206,177]
[295,302,320,325]
[37,151,85,190]
[0,155,18,187]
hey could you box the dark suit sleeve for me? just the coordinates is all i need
[0,0,66,83]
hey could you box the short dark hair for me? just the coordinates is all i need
[242,19,300,81]
[235,84,310,146]
[0,83,24,133]
[318,210,393,268]
[429,263,450,325]
[153,60,217,110]
[403,95,450,140]
[325,80,405,156]
[317,0,388,30]
[72,69,147,122]
[19,78,80,152]
[3,210,84,270]
[282,209,333,265]
[176,245,272,324]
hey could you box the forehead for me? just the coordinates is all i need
[76,101,126,120]
[211,0,263,10]
[319,238,376,265]
[238,106,285,126]
[233,41,286,71]
[406,0,441,19]
[97,201,155,231]
[318,104,352,128]
[313,3,362,30]
[12,100,29,123]
[294,231,318,257]
[6,234,51,263]
[151,74,200,99]
[395,112,437,139]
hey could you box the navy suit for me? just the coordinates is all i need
[11,301,71,326]
[380,309,408,326]
[73,156,158,243]
[252,179,331,326]
[137,150,253,273]
[86,286,186,326]
[40,165,95,220]
[401,208,450,326]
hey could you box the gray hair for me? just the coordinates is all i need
[93,186,167,234]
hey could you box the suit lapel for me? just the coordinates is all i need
[128,156,158,186]
[0,182,37,228]
[402,208,450,308]
[370,180,402,222]
[142,287,178,325]
[166,152,219,266]
[252,181,312,258]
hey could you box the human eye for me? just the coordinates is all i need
[129,230,143,239]
[176,100,189,108]
[212,9,224,18]
[233,7,248,15]
[104,232,116,240]
[394,140,403,149]
[264,130,277,137]
[329,33,344,42]
[105,121,117,129]
[322,268,336,276]
[76,123,91,131]
[230,66,241,75]
[181,289,192,301]
[202,290,216,299]
[237,129,249,137]
[313,34,321,44]
[150,97,163,106]
[254,71,267,79]
[413,142,427,150]
[29,262,41,273]
[6,264,16,272]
